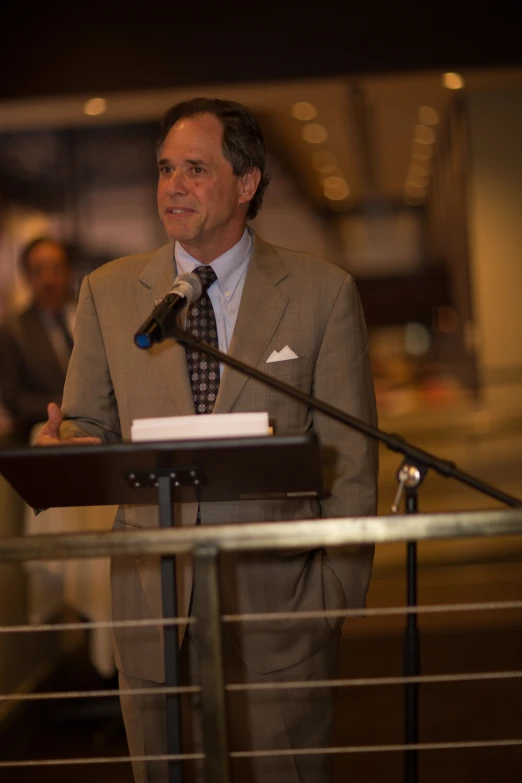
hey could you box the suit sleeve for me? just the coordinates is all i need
[313,273,378,604]
[60,275,122,443]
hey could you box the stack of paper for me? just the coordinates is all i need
[131,412,271,442]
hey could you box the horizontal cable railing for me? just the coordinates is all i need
[2,507,522,775]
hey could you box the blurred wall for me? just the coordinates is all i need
[467,87,522,411]
[252,156,334,261]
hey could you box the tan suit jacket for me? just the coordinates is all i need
[61,234,378,682]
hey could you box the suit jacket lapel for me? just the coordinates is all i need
[136,243,195,415]
[213,235,289,414]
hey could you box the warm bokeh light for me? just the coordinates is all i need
[291,101,317,121]
[414,124,436,144]
[418,106,439,125]
[301,123,329,144]
[442,72,465,90]
[312,150,337,173]
[83,98,107,116]
[323,176,350,200]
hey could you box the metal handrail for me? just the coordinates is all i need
[1,508,522,562]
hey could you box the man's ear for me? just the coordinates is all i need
[238,167,262,205]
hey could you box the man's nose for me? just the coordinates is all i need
[165,169,188,195]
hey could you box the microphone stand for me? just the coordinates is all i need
[156,325,522,783]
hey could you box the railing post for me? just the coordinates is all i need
[192,545,231,783]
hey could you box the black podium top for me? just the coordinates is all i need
[0,434,323,508]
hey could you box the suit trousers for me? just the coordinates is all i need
[118,629,340,783]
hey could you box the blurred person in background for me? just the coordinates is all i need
[0,237,76,442]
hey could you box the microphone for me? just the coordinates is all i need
[134,272,202,349]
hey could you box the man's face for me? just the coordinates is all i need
[25,241,71,312]
[157,113,260,263]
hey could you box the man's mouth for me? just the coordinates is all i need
[165,207,195,215]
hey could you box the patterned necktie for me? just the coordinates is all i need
[185,265,220,415]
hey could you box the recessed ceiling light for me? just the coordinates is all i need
[301,123,329,144]
[442,72,465,90]
[324,177,350,200]
[292,102,318,121]
[83,97,107,116]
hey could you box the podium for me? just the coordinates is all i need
[0,433,324,782]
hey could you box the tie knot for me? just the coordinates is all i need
[193,265,217,292]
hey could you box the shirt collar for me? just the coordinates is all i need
[174,228,252,302]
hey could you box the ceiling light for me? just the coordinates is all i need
[414,124,436,144]
[442,72,465,90]
[312,150,337,173]
[292,102,317,121]
[301,123,329,144]
[418,106,439,125]
[323,176,348,190]
[83,97,107,116]
[323,176,350,200]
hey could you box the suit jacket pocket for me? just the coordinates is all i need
[261,355,310,379]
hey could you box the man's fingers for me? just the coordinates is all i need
[34,434,102,447]
[33,404,102,446]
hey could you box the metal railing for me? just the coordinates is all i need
[2,507,522,781]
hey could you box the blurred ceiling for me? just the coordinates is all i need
[1,68,521,214]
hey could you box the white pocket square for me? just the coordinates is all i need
[266,346,299,363]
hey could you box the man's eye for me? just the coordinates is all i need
[160,166,172,175]
[192,167,204,174]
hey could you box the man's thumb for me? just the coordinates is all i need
[46,403,63,439]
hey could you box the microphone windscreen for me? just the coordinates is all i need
[171,272,203,304]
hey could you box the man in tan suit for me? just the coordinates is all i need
[37,99,378,782]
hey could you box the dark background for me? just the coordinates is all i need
[2,2,521,100]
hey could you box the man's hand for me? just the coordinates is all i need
[34,403,102,446]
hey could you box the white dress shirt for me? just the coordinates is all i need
[174,228,252,367]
